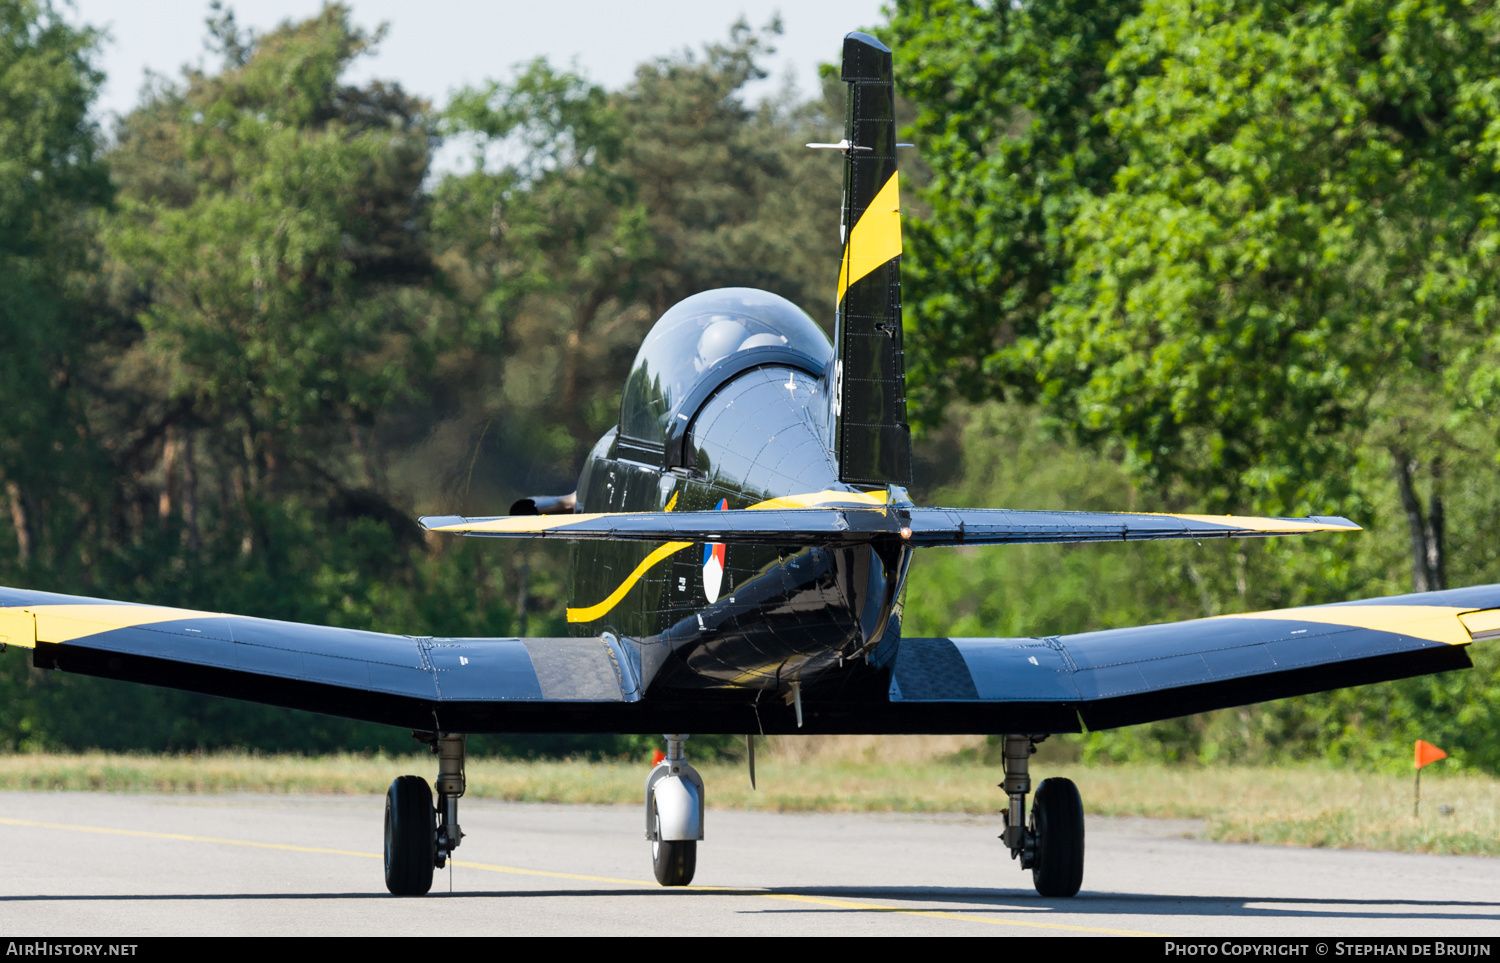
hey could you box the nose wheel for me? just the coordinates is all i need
[652,816,697,885]
[645,733,704,886]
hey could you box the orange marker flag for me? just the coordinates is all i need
[1415,740,1448,770]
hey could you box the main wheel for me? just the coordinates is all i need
[1030,777,1085,898]
[384,775,436,896]
[652,816,696,886]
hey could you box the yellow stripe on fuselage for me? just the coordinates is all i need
[566,541,695,624]
[563,489,889,624]
[836,172,902,305]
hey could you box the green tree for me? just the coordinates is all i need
[892,1,1500,771]
[0,11,844,759]
[0,0,111,569]
[0,4,529,755]
[892,0,1500,594]
[105,4,438,540]
[888,0,1140,424]
[424,21,844,508]
[0,0,114,750]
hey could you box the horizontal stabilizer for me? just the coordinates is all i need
[420,501,1359,546]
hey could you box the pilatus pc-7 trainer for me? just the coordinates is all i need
[4,33,1497,898]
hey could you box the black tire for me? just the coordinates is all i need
[1030,777,1085,898]
[652,816,696,886]
[384,775,435,896]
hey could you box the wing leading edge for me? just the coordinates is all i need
[889,584,1500,730]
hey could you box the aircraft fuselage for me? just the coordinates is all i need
[569,360,912,699]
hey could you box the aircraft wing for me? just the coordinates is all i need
[420,505,1359,546]
[5,579,1490,736]
[886,584,1500,731]
[0,586,644,731]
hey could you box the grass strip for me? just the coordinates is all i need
[0,752,1494,856]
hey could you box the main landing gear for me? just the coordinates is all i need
[645,733,705,886]
[380,730,1077,896]
[384,732,467,896]
[1000,734,1085,898]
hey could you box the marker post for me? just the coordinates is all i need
[1414,739,1448,817]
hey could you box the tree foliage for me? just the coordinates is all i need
[0,5,836,759]
[891,0,1500,587]
[2,0,1498,769]
[892,0,1500,769]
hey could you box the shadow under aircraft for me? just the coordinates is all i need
[3,31,1496,899]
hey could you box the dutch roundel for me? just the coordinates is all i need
[701,498,729,603]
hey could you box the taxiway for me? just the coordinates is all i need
[0,792,1496,937]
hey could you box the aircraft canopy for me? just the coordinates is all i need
[618,288,832,451]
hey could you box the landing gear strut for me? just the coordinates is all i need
[383,731,467,896]
[645,733,704,886]
[432,733,467,869]
[1000,734,1084,898]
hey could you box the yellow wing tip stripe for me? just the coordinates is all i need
[1459,608,1500,640]
[429,512,617,535]
[1227,603,1500,646]
[0,608,34,648]
[1165,512,1360,534]
[0,603,223,648]
[836,171,902,304]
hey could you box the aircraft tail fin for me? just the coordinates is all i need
[830,31,911,488]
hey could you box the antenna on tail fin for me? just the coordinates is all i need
[827,31,911,488]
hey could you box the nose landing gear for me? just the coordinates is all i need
[999,733,1085,898]
[383,731,467,896]
[645,733,704,886]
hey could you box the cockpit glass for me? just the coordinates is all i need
[619,288,833,447]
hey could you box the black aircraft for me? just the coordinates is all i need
[3,32,1496,898]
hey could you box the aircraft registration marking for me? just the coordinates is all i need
[0,815,1165,935]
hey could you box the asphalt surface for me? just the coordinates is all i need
[0,791,1497,936]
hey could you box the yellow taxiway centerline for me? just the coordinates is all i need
[0,815,1164,936]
